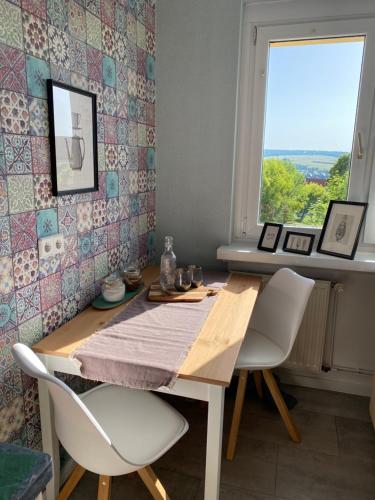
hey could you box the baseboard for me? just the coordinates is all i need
[275,367,373,397]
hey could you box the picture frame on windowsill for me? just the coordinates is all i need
[317,200,368,260]
[257,223,283,252]
[283,231,315,256]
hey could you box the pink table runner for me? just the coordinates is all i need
[72,273,228,390]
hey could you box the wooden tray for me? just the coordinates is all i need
[147,284,219,302]
[92,286,143,310]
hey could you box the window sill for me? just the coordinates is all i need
[217,243,375,273]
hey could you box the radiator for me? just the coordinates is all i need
[259,275,332,372]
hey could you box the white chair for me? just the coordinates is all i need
[226,268,314,461]
[12,343,189,500]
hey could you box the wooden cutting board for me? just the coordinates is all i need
[147,284,220,302]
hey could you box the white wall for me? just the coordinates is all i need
[156,0,242,268]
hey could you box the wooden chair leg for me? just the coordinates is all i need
[253,370,263,399]
[262,369,301,443]
[226,369,249,461]
[57,464,86,500]
[137,466,170,500]
[97,475,111,500]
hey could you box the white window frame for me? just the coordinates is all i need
[233,10,375,247]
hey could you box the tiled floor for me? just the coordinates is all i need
[71,380,375,500]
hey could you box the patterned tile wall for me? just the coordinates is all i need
[0,0,156,449]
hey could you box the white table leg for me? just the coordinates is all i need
[38,377,60,500]
[204,384,225,500]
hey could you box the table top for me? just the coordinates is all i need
[33,267,261,387]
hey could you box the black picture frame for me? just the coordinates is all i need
[47,79,98,196]
[257,223,283,252]
[283,231,315,255]
[317,200,368,260]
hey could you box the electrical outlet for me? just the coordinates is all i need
[38,234,64,259]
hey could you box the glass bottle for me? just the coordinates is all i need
[160,236,176,290]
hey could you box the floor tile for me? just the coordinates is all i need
[336,416,375,463]
[276,445,375,500]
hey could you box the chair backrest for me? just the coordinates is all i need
[249,268,314,359]
[11,344,136,475]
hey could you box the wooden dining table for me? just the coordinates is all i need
[32,266,261,500]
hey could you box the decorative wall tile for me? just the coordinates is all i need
[106,197,119,223]
[39,254,60,278]
[33,174,56,209]
[102,23,115,57]
[94,251,108,280]
[0,44,27,93]
[28,97,48,136]
[36,208,58,238]
[93,226,107,254]
[69,38,87,76]
[86,11,101,50]
[42,302,62,335]
[104,115,117,144]
[0,0,23,50]
[61,264,79,299]
[48,25,69,69]
[22,0,47,20]
[68,0,86,41]
[92,199,106,228]
[26,55,50,98]
[47,0,68,32]
[7,175,34,214]
[16,282,41,324]
[77,202,93,233]
[40,272,61,310]
[18,314,42,346]
[103,54,115,87]
[87,46,102,82]
[22,11,48,60]
[0,216,11,256]
[78,231,93,260]
[13,247,38,289]
[79,257,94,288]
[31,137,49,173]
[61,235,78,269]
[1,0,156,450]
[0,256,14,295]
[1,90,29,135]
[10,211,37,253]
[58,205,77,236]
[106,171,118,197]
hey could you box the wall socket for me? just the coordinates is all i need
[38,234,64,259]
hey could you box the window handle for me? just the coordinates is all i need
[357,132,364,159]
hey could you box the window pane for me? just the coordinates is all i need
[259,36,365,227]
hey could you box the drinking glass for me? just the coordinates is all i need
[188,265,203,288]
[174,268,192,292]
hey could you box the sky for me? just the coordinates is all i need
[263,39,365,152]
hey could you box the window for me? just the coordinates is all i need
[234,18,375,243]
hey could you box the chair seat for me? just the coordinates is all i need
[236,328,285,370]
[80,384,188,467]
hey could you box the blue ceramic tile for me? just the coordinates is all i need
[78,232,94,260]
[103,55,116,88]
[106,171,119,198]
[26,55,50,99]
[146,147,155,169]
[36,209,58,238]
[146,54,155,81]
[128,96,137,120]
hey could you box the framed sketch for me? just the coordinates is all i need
[317,201,368,259]
[283,231,315,255]
[47,79,98,195]
[258,223,283,252]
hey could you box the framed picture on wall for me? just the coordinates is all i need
[257,223,283,252]
[317,200,368,259]
[47,79,98,195]
[283,231,315,255]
